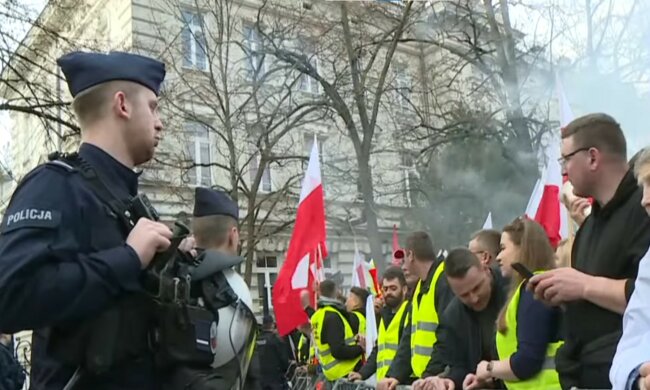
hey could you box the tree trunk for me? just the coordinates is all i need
[244,196,257,285]
[358,153,385,273]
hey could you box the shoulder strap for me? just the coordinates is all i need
[47,152,134,233]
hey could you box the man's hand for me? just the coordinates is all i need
[377,378,400,390]
[299,290,310,309]
[374,295,384,312]
[126,218,173,269]
[178,234,197,257]
[413,376,455,390]
[528,267,591,305]
[568,197,590,225]
[475,361,491,381]
[348,372,362,382]
[357,334,366,350]
[639,362,650,390]
[462,373,483,390]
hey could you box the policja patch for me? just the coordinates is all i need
[1,209,61,234]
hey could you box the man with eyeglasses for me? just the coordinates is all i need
[529,113,650,389]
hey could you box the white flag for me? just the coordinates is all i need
[365,294,377,360]
[482,212,493,229]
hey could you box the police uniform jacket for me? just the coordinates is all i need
[0,144,154,389]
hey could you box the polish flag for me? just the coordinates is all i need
[352,244,368,289]
[525,75,572,247]
[272,138,328,336]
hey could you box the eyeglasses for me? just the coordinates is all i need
[558,147,591,167]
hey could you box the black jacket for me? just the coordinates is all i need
[256,330,290,387]
[423,266,509,389]
[0,343,25,390]
[386,259,455,383]
[559,169,650,389]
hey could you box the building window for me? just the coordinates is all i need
[401,152,419,206]
[299,45,319,94]
[303,133,325,160]
[250,152,272,192]
[257,254,278,311]
[395,66,411,110]
[181,10,207,70]
[185,121,212,186]
[243,24,266,80]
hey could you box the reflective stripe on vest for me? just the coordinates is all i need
[410,261,446,378]
[376,300,409,380]
[495,275,563,390]
[311,306,362,381]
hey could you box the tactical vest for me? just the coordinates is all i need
[311,306,361,381]
[410,261,445,378]
[376,300,408,380]
[496,276,562,390]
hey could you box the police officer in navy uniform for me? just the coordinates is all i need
[256,316,290,390]
[0,51,171,389]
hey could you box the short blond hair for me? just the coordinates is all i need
[72,81,142,127]
[634,148,650,183]
[192,215,237,249]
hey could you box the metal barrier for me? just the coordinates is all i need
[332,379,412,389]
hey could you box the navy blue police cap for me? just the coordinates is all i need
[56,51,166,97]
[193,187,239,220]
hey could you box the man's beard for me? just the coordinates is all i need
[385,294,403,310]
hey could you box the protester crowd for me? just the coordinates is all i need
[261,114,650,390]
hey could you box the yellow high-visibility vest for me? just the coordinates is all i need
[376,300,408,380]
[351,311,366,336]
[312,306,361,381]
[496,276,562,390]
[297,334,314,364]
[410,261,445,378]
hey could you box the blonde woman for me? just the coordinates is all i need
[466,218,562,390]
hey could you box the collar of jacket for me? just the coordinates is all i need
[318,297,347,312]
[591,168,639,219]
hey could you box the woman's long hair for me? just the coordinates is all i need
[497,217,557,333]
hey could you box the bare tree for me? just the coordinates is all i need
[247,0,447,270]
[147,0,332,283]
[0,0,82,140]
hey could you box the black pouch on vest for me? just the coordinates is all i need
[153,302,218,369]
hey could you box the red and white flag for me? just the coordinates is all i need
[352,244,368,290]
[525,75,572,247]
[272,138,328,336]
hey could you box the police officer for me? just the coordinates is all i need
[162,187,258,390]
[0,51,171,389]
[256,315,290,390]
